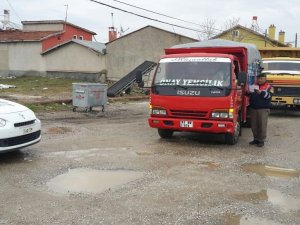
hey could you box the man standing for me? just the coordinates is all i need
[247,73,273,147]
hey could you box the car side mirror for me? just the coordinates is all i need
[135,70,144,88]
[237,72,247,86]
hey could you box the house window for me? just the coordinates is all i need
[79,36,84,40]
[232,30,239,37]
[73,35,77,39]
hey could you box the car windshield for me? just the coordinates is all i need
[154,57,231,88]
[263,61,300,75]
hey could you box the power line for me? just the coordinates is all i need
[89,0,216,35]
[109,0,223,32]
[5,0,22,22]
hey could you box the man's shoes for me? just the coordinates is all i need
[257,141,264,147]
[249,140,259,145]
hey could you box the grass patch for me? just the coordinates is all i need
[0,76,82,96]
[24,102,72,112]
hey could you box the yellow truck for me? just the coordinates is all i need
[262,57,300,109]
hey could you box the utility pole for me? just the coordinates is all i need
[264,29,267,47]
[296,33,298,48]
[64,4,69,22]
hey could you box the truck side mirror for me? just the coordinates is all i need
[237,72,247,86]
[135,70,144,88]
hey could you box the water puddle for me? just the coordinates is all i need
[224,214,282,225]
[241,164,300,178]
[233,189,300,212]
[43,147,136,159]
[47,168,143,195]
[47,126,73,134]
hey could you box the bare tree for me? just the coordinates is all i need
[223,17,240,30]
[200,18,217,40]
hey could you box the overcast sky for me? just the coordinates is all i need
[1,0,299,45]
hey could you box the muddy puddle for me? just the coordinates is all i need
[47,168,143,195]
[224,214,282,225]
[200,161,220,169]
[47,126,73,134]
[234,189,300,213]
[241,163,300,178]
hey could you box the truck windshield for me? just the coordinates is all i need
[152,57,232,97]
[263,61,300,75]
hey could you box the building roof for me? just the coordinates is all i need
[41,39,106,55]
[0,30,61,42]
[212,25,288,47]
[106,25,198,44]
[22,20,96,35]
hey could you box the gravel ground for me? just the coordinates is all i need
[0,101,299,225]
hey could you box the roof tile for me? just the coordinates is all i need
[0,30,58,42]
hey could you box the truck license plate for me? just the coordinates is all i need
[180,121,193,128]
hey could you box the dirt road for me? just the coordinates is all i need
[0,101,299,225]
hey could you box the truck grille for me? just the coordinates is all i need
[274,87,300,96]
[14,120,36,127]
[170,109,208,119]
[0,130,41,147]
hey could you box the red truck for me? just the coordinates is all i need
[137,39,262,144]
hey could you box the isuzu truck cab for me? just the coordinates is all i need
[137,39,262,144]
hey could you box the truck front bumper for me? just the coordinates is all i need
[148,117,234,134]
[271,96,300,109]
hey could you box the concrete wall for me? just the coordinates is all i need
[23,23,64,32]
[0,44,9,75]
[106,26,196,80]
[0,42,106,81]
[0,42,46,77]
[44,43,106,73]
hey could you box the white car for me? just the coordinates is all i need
[0,99,41,153]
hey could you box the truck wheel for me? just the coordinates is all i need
[158,129,173,139]
[225,119,240,145]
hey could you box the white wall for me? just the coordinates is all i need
[8,42,46,72]
[23,24,64,32]
[0,44,9,73]
[44,43,106,72]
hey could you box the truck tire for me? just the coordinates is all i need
[158,129,173,139]
[225,118,241,145]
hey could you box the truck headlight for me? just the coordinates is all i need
[151,107,167,116]
[0,118,6,127]
[211,109,234,119]
[293,99,300,105]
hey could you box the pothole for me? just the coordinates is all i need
[234,189,300,213]
[241,164,300,178]
[47,168,144,195]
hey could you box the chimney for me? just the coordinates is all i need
[278,30,285,43]
[251,16,259,32]
[108,12,117,42]
[108,27,117,42]
[268,24,276,40]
